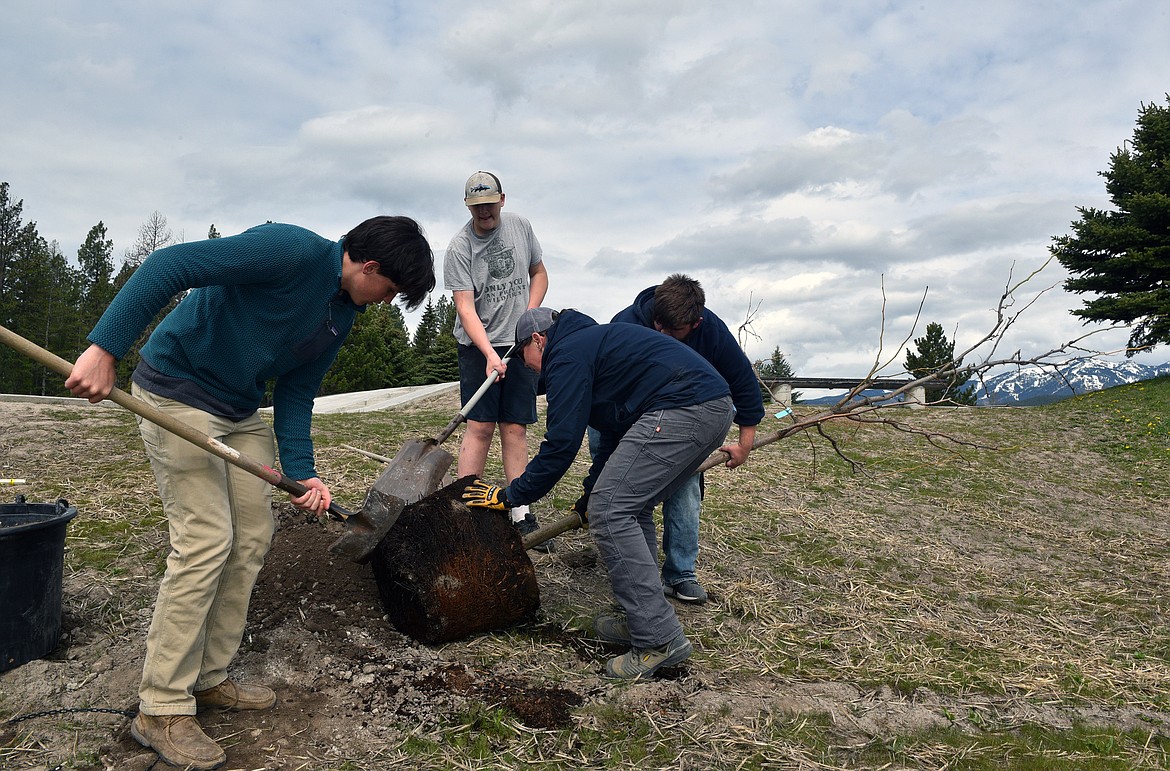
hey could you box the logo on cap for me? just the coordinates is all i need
[464,171,503,204]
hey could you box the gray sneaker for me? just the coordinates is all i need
[605,632,693,680]
[592,611,631,644]
[664,579,708,604]
[515,512,554,553]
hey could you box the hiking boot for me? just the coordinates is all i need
[194,679,276,712]
[515,511,555,553]
[592,611,631,645]
[605,632,693,680]
[130,713,226,770]
[664,579,708,604]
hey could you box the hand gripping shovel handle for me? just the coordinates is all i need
[431,341,521,446]
[0,325,357,520]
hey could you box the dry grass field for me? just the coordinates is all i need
[1,376,1168,769]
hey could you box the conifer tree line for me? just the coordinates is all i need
[0,182,459,399]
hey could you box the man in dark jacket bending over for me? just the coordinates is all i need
[608,274,765,604]
[463,307,734,679]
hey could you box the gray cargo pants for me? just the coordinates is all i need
[588,396,734,648]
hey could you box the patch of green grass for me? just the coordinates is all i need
[852,723,1170,770]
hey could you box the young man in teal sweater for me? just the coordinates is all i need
[66,216,434,770]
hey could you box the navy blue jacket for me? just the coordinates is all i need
[505,309,730,506]
[612,286,765,427]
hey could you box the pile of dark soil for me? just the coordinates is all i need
[35,500,592,770]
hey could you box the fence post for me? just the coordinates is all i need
[775,383,793,408]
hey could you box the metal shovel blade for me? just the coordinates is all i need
[328,438,454,560]
[327,488,408,563]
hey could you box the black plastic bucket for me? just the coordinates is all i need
[0,496,78,672]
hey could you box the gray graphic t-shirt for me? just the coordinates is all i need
[444,212,543,347]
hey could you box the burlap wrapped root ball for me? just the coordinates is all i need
[370,476,540,644]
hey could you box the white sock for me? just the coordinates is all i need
[511,504,529,523]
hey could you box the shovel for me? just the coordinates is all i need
[0,325,403,563]
[361,341,522,511]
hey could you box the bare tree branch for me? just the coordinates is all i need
[715,259,1131,474]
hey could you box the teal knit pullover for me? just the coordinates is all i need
[88,222,360,481]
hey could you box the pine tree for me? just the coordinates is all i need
[321,304,416,394]
[0,185,63,393]
[904,322,975,405]
[3,231,82,395]
[0,182,23,312]
[77,222,115,345]
[33,241,83,395]
[1052,96,1170,354]
[428,295,460,384]
[755,346,797,403]
[411,299,442,384]
[411,295,465,385]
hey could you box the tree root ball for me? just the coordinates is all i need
[370,476,540,644]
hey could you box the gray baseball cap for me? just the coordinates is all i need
[515,307,557,344]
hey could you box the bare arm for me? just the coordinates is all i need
[719,424,757,469]
[528,261,549,308]
[452,289,505,379]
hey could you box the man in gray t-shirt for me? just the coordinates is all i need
[443,171,550,544]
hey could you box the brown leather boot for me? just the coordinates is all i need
[130,713,226,770]
[194,678,277,712]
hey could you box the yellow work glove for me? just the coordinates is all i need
[462,479,511,511]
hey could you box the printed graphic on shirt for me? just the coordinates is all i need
[482,274,530,305]
[485,239,516,280]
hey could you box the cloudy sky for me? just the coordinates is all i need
[3,1,1168,378]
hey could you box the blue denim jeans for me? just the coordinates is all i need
[661,472,702,587]
[588,427,703,587]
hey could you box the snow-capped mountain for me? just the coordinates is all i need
[975,358,1170,406]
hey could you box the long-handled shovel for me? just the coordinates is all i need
[360,341,522,510]
[0,325,403,563]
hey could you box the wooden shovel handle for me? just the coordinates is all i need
[0,325,355,519]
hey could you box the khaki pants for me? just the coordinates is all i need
[132,384,275,715]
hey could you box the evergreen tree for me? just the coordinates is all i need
[0,182,23,312]
[755,346,798,403]
[409,295,462,385]
[904,322,975,405]
[429,295,460,383]
[208,224,221,239]
[0,185,69,394]
[411,298,441,384]
[1052,96,1170,354]
[77,222,115,344]
[2,231,82,395]
[321,304,416,394]
[32,241,83,395]
[383,304,418,386]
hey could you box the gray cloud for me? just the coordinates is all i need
[2,0,1164,376]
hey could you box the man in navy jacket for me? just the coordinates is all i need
[463,308,734,679]
[606,274,765,603]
